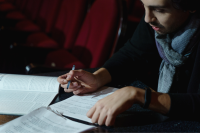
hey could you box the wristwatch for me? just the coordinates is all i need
[143,87,152,109]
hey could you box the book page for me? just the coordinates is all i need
[0,74,60,115]
[0,107,95,133]
[50,87,118,123]
[0,74,59,92]
[0,91,57,115]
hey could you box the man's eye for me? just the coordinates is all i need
[155,9,165,13]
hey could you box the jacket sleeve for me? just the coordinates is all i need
[168,93,200,119]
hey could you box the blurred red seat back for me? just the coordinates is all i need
[18,0,26,11]
[13,0,45,32]
[35,0,62,33]
[23,0,43,21]
[5,0,28,20]
[44,0,123,69]
[5,0,15,3]
[0,1,15,12]
[50,0,89,49]
[14,0,22,8]
[72,0,121,68]
[25,0,89,49]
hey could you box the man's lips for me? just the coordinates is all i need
[150,24,160,31]
[152,26,160,31]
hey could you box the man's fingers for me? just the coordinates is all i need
[57,74,70,84]
[64,88,74,93]
[61,79,68,84]
[73,87,84,95]
[68,70,84,77]
[57,76,66,84]
[69,82,82,90]
[59,74,68,79]
[61,81,81,92]
[68,70,93,84]
[106,114,116,126]
[61,84,67,89]
[98,110,107,125]
[58,70,86,85]
[87,106,96,118]
[58,70,93,90]
[71,81,79,87]
[63,84,80,93]
[91,109,100,123]
[66,75,71,80]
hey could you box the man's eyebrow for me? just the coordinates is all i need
[148,5,168,8]
[139,0,168,8]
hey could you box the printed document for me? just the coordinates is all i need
[0,107,95,133]
[50,87,118,123]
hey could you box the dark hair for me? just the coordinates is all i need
[171,0,199,12]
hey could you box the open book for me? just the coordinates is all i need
[0,74,59,115]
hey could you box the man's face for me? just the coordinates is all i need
[141,0,190,35]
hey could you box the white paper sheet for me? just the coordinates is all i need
[0,74,59,115]
[0,107,95,133]
[0,74,59,92]
[50,87,118,123]
[0,91,57,115]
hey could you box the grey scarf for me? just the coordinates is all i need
[155,15,200,93]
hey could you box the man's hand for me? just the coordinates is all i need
[57,68,112,95]
[86,86,171,126]
[86,86,145,126]
[57,69,100,95]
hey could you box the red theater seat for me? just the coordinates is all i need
[13,0,43,32]
[0,0,20,13]
[6,10,25,20]
[44,0,123,69]
[0,0,5,3]
[0,0,29,28]
[0,0,20,12]
[34,0,62,33]
[0,0,45,45]
[5,0,27,20]
[14,0,61,33]
[3,0,42,32]
[26,0,89,49]
[26,32,58,48]
[0,2,15,12]
[5,0,15,3]
[15,19,40,32]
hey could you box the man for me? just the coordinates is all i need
[58,0,200,126]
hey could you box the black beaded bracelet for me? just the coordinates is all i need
[143,87,152,109]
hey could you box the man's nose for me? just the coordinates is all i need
[144,10,156,23]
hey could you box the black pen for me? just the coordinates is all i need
[66,65,75,89]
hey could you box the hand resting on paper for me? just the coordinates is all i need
[86,86,145,126]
